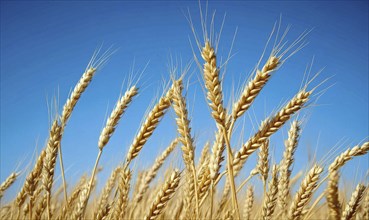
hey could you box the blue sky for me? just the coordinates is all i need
[1,1,368,199]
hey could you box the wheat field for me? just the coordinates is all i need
[1,4,368,220]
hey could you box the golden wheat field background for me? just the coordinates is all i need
[1,1,368,220]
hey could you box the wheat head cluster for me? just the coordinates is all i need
[0,10,368,220]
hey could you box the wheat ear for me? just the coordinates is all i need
[201,41,227,126]
[98,86,138,150]
[262,165,279,220]
[82,85,137,218]
[23,149,46,218]
[360,188,369,220]
[71,183,89,220]
[0,172,19,200]
[278,120,301,215]
[125,84,174,166]
[341,184,366,220]
[94,167,121,219]
[327,142,369,220]
[60,67,97,125]
[233,89,311,176]
[209,130,225,181]
[58,175,87,220]
[328,142,369,172]
[34,194,47,220]
[171,80,199,217]
[59,67,98,201]
[197,155,211,201]
[112,168,131,220]
[135,138,179,203]
[288,165,323,220]
[254,139,270,187]
[198,142,210,169]
[202,40,240,219]
[232,56,280,120]
[41,120,62,220]
[243,186,254,220]
[144,169,181,220]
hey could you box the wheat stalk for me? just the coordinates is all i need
[144,169,181,220]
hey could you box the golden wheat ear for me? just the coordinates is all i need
[171,79,199,218]
[261,165,279,220]
[0,172,19,200]
[125,82,175,167]
[288,165,323,220]
[326,142,369,220]
[232,89,311,177]
[135,138,179,203]
[243,186,254,220]
[341,184,366,220]
[144,169,181,220]
[278,120,301,216]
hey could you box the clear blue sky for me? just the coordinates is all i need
[1,1,368,199]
